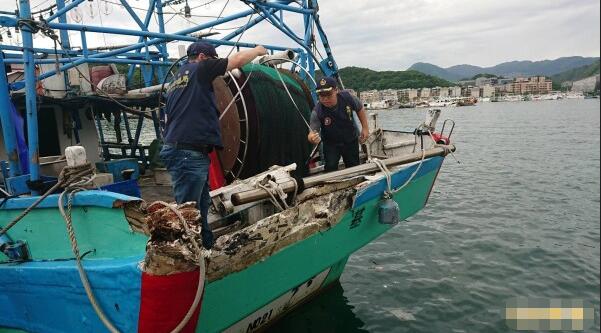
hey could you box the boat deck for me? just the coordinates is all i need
[138,176,174,203]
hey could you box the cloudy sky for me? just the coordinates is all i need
[2,0,599,70]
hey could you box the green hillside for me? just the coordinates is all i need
[551,60,600,88]
[335,67,454,92]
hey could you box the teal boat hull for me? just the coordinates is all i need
[0,156,444,333]
[199,157,443,332]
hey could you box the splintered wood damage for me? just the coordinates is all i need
[142,201,203,276]
[206,186,355,281]
[137,181,357,279]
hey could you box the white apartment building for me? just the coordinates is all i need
[438,87,449,97]
[449,86,462,97]
[380,89,399,103]
[469,86,480,98]
[359,90,381,104]
[481,85,495,98]
[399,89,419,102]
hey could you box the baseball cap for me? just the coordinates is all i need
[316,77,338,93]
[187,41,218,58]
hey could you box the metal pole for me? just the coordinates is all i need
[0,54,21,176]
[46,0,86,22]
[55,0,71,49]
[231,146,456,205]
[19,0,40,192]
[56,0,70,91]
[154,0,168,81]
[303,0,316,101]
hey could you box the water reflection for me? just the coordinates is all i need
[267,282,368,333]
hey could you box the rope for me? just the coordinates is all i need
[426,129,461,164]
[272,66,311,131]
[57,195,209,333]
[257,183,285,211]
[269,179,290,210]
[58,188,120,333]
[149,201,208,333]
[370,158,392,196]
[369,148,427,199]
[255,177,298,212]
[0,164,94,238]
[26,19,154,119]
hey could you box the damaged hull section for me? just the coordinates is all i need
[199,157,444,333]
[0,157,444,333]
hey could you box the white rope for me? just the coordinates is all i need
[269,180,289,210]
[59,189,121,333]
[370,158,392,194]
[257,183,285,212]
[58,192,208,333]
[219,65,255,121]
[272,65,311,131]
[392,149,427,194]
[254,177,298,212]
[369,148,427,198]
[426,129,461,164]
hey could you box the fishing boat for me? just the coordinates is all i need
[0,1,456,332]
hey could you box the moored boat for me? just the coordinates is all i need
[0,1,456,332]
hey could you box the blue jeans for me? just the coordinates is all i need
[159,144,214,249]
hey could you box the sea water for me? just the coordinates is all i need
[269,99,601,332]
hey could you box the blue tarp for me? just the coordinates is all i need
[8,100,28,174]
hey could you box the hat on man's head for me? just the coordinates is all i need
[316,77,338,93]
[187,41,218,58]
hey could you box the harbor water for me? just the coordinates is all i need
[268,99,601,332]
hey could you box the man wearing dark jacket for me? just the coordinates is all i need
[308,77,369,172]
[160,41,266,249]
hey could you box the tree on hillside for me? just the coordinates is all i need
[328,67,454,92]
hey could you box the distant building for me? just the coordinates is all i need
[360,90,381,104]
[481,85,495,98]
[380,89,399,103]
[509,76,552,95]
[438,87,449,97]
[495,85,507,96]
[571,75,600,93]
[399,89,418,102]
[419,88,431,98]
[475,77,499,87]
[449,86,462,97]
[469,86,480,98]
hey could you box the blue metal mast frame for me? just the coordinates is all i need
[0,0,340,193]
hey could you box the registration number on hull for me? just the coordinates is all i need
[223,268,331,333]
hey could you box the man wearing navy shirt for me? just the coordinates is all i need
[308,77,369,172]
[161,41,266,249]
